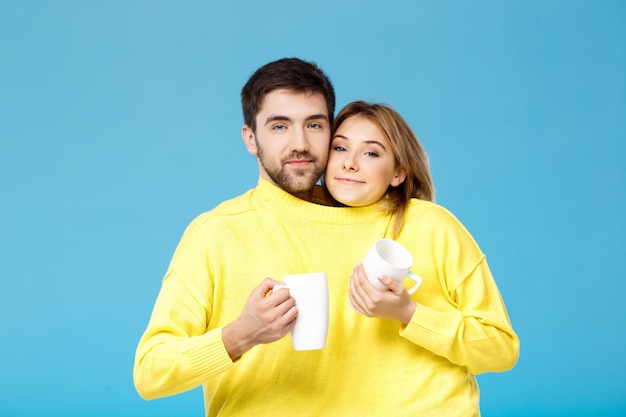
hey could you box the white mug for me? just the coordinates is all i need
[362,239,422,295]
[273,272,329,351]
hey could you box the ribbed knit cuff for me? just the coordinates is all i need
[401,303,454,352]
[184,327,234,379]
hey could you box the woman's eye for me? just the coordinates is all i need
[332,146,347,152]
[365,151,380,157]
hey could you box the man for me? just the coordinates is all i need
[134,57,518,416]
[134,57,339,411]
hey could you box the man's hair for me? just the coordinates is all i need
[241,57,336,132]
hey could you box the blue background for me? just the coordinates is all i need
[1,1,624,416]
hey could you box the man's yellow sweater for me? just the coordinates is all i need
[134,178,519,417]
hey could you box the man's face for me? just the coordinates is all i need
[242,89,330,200]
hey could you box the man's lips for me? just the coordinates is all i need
[286,160,312,167]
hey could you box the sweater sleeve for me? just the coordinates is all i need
[398,204,519,375]
[133,270,234,400]
[401,257,519,374]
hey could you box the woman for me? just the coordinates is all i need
[323,101,519,415]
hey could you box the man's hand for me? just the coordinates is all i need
[348,263,416,324]
[222,278,297,360]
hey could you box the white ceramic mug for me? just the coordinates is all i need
[273,272,329,351]
[362,239,422,295]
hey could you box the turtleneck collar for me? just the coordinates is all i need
[253,177,387,225]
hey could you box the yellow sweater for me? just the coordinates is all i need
[134,178,519,417]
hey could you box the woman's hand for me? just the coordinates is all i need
[348,263,416,324]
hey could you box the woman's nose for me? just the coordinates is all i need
[343,158,358,171]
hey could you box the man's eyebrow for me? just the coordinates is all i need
[264,115,291,126]
[306,113,329,121]
[264,114,329,126]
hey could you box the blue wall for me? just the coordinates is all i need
[1,1,624,415]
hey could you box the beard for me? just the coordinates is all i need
[256,141,326,197]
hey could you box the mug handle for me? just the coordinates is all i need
[406,272,423,295]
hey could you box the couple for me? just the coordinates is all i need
[134,58,519,416]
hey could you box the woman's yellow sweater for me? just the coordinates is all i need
[134,178,519,417]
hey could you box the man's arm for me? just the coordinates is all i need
[133,276,296,399]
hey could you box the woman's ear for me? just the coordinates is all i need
[241,125,257,155]
[390,167,407,187]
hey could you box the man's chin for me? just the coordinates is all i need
[281,175,320,195]
[266,165,324,196]
[284,180,317,194]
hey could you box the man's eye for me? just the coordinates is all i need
[308,123,322,129]
[272,124,287,131]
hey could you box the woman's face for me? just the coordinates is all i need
[325,115,405,207]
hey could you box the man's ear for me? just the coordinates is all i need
[390,167,407,187]
[241,125,257,155]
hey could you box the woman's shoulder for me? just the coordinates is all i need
[404,198,470,233]
[401,199,482,253]
[406,198,454,218]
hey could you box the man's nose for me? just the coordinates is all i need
[290,126,309,152]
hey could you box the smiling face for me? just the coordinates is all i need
[242,89,331,200]
[325,115,406,207]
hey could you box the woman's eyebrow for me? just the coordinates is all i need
[364,140,387,150]
[331,135,387,151]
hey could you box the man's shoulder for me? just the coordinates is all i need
[178,189,259,241]
[196,188,259,222]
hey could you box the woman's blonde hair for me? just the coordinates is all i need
[326,101,435,238]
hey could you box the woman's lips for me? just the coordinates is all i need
[335,177,364,184]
